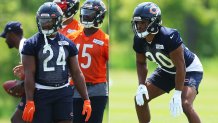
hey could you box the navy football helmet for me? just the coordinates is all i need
[80,0,106,28]
[53,0,80,18]
[132,2,161,38]
[36,2,63,36]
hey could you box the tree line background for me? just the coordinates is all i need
[110,0,218,69]
[0,0,218,121]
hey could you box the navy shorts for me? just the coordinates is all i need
[32,86,73,123]
[147,68,203,93]
[17,95,26,111]
[73,96,108,123]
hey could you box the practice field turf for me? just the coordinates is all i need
[109,68,218,123]
[1,62,218,122]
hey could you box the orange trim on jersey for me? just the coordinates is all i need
[59,19,83,36]
[68,29,109,84]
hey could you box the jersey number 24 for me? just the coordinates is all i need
[43,46,66,71]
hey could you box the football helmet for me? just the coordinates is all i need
[132,2,161,38]
[80,0,106,28]
[53,0,80,18]
[36,2,63,36]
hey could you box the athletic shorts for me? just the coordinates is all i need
[32,86,73,123]
[73,96,108,123]
[17,95,26,111]
[147,68,203,93]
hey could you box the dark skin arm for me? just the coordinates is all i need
[22,55,36,101]
[169,45,186,91]
[69,56,89,100]
[136,53,148,85]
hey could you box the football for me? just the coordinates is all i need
[2,80,25,98]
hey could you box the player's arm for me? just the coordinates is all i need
[69,56,89,100]
[69,55,91,121]
[169,44,185,117]
[169,45,186,91]
[136,53,148,85]
[135,53,149,106]
[22,54,36,101]
[22,54,36,122]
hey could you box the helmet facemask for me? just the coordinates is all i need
[36,2,63,36]
[80,0,106,29]
[80,8,98,28]
[132,2,162,38]
[132,16,161,38]
[37,17,56,36]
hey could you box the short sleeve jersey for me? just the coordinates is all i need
[22,32,78,86]
[133,26,195,74]
[67,29,109,83]
[59,19,83,36]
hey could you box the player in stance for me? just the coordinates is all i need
[54,0,83,35]
[67,0,109,122]
[21,2,91,123]
[132,2,203,123]
[0,21,26,123]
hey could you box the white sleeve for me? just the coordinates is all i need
[19,38,26,63]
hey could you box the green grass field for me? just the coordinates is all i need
[109,66,218,123]
[1,59,218,122]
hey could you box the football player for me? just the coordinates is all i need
[132,2,203,123]
[67,0,109,122]
[21,2,91,123]
[54,0,83,36]
[0,21,26,123]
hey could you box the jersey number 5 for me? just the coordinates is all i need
[77,44,93,69]
[43,46,66,71]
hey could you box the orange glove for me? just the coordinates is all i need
[22,100,35,122]
[82,100,92,122]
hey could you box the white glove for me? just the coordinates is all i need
[169,90,183,117]
[136,84,149,106]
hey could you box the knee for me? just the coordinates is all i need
[134,96,149,105]
[182,100,193,112]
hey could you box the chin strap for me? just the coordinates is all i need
[43,34,51,50]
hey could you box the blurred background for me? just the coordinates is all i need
[0,0,108,122]
[109,0,218,123]
[1,0,218,122]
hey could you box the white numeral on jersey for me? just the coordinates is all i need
[77,44,93,69]
[43,46,55,71]
[146,52,174,68]
[43,46,66,71]
[57,46,66,71]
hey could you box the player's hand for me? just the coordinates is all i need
[22,100,35,122]
[135,84,149,106]
[82,99,92,122]
[169,90,183,117]
[13,65,25,80]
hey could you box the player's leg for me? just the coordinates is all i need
[135,82,165,123]
[182,72,203,123]
[32,89,53,123]
[135,68,175,123]
[54,86,74,123]
[87,96,108,123]
[73,98,85,123]
[11,96,26,123]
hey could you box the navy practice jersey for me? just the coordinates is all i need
[133,26,195,74]
[22,32,78,86]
